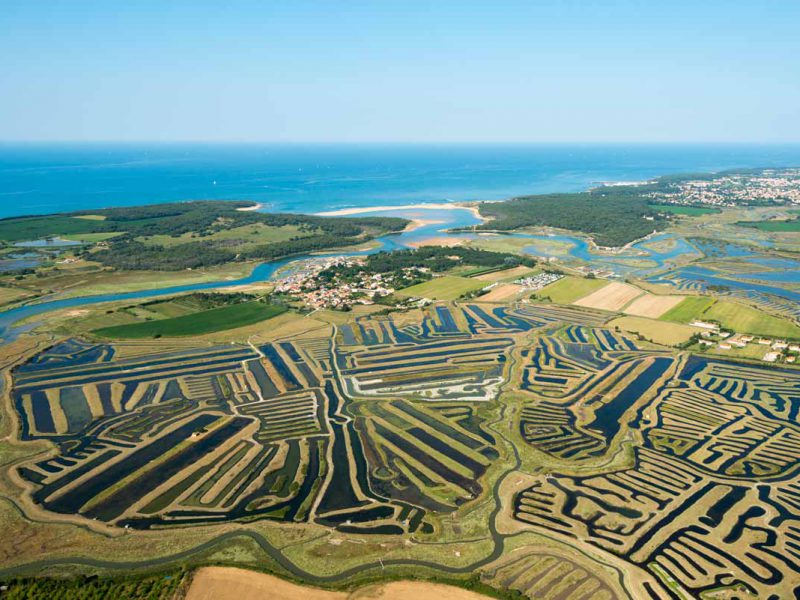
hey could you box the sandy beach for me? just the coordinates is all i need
[317,202,483,220]
[404,218,445,232]
[236,202,264,212]
[406,235,468,248]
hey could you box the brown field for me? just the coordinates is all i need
[186,567,491,600]
[573,281,642,312]
[406,236,468,248]
[609,315,703,346]
[478,283,523,302]
[474,265,534,282]
[623,293,684,318]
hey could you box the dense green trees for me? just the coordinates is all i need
[473,190,666,247]
[0,202,408,271]
[0,571,184,599]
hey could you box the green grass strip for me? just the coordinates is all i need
[93,302,287,338]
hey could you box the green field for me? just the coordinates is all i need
[396,275,485,300]
[704,300,800,338]
[137,223,313,250]
[537,276,608,304]
[736,218,800,232]
[650,204,720,216]
[659,295,715,323]
[93,302,287,338]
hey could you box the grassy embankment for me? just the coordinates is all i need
[93,302,287,338]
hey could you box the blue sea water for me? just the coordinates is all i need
[3,143,800,218]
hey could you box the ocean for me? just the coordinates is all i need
[2,143,800,219]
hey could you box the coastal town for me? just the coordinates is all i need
[274,255,432,310]
[649,168,800,207]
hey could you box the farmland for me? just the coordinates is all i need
[572,281,642,312]
[704,299,800,338]
[659,295,715,323]
[2,294,800,598]
[93,302,287,338]
[395,275,486,300]
[536,275,608,304]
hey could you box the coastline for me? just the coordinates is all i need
[236,202,264,212]
[316,202,483,220]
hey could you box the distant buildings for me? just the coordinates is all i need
[649,169,800,207]
[515,272,563,291]
[274,256,426,310]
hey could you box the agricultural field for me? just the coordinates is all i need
[659,295,715,323]
[736,217,800,232]
[395,275,486,300]
[93,301,287,339]
[621,293,684,319]
[477,283,524,303]
[573,281,642,312]
[536,275,608,304]
[2,296,800,599]
[472,265,537,282]
[705,299,800,338]
[186,567,493,600]
[608,315,702,346]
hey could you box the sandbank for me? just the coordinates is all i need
[317,202,482,220]
[406,236,468,248]
[236,202,264,212]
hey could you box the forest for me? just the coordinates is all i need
[473,189,667,246]
[0,202,408,270]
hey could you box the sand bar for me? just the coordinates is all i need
[406,236,468,248]
[317,203,482,220]
[236,202,264,212]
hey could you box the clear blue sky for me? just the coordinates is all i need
[2,0,799,142]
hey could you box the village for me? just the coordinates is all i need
[650,169,800,207]
[273,255,432,310]
[691,319,800,363]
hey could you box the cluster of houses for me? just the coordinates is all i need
[652,170,800,207]
[514,271,563,291]
[692,320,799,363]
[274,256,434,310]
[275,256,395,310]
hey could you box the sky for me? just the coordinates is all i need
[2,0,800,143]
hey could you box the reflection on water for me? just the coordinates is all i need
[15,237,83,248]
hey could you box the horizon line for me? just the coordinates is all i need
[3,139,800,146]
